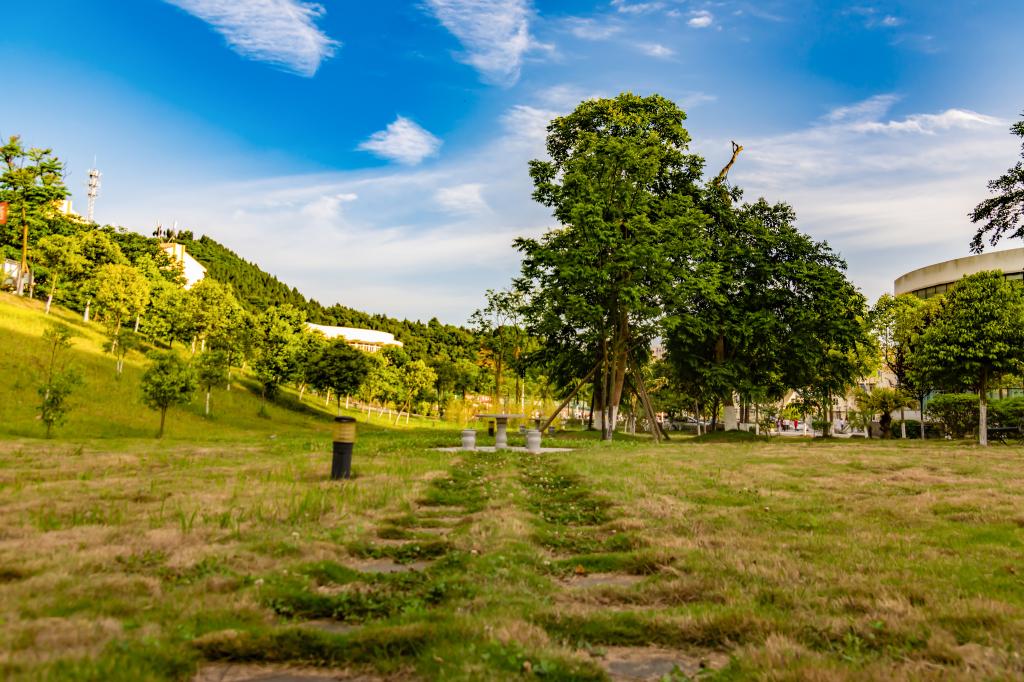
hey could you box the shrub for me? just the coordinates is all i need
[889,420,944,439]
[924,394,978,438]
[989,396,1024,428]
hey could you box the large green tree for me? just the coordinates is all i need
[869,293,925,438]
[92,264,151,349]
[970,113,1024,252]
[912,271,1024,446]
[516,93,706,440]
[0,136,69,295]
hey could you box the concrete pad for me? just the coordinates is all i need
[563,573,645,589]
[193,663,383,682]
[432,446,574,453]
[349,558,431,574]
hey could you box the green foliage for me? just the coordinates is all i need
[194,350,229,417]
[252,305,307,406]
[989,395,1024,428]
[140,351,196,438]
[103,328,141,378]
[971,113,1024,252]
[0,136,69,270]
[306,340,370,413]
[518,93,707,439]
[853,387,916,439]
[92,264,150,336]
[925,394,979,439]
[913,271,1024,444]
[36,323,81,438]
[34,234,86,313]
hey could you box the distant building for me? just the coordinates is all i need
[307,323,403,353]
[1,259,32,292]
[159,242,207,289]
[895,247,1024,299]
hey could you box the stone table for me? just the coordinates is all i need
[475,413,525,450]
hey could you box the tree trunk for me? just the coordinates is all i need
[158,407,167,438]
[337,397,343,417]
[920,392,926,440]
[84,299,91,322]
[16,205,28,296]
[900,406,906,439]
[45,274,58,314]
[979,368,988,447]
[205,389,211,416]
[134,314,141,333]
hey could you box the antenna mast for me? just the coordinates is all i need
[86,160,101,222]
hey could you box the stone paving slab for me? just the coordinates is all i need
[348,558,432,574]
[194,663,384,682]
[432,446,574,453]
[594,646,729,681]
[562,573,645,589]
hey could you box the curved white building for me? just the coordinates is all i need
[894,247,1024,299]
[307,323,403,353]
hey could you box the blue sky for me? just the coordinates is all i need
[3,1,1023,322]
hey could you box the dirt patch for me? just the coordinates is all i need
[563,573,645,589]
[193,663,385,681]
[592,646,728,681]
[297,620,360,636]
[347,558,431,574]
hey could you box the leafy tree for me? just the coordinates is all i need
[469,288,526,410]
[869,293,925,437]
[307,340,371,415]
[970,113,1024,252]
[394,359,437,422]
[854,387,916,439]
[0,136,69,294]
[37,323,82,437]
[92,264,151,349]
[35,234,86,314]
[77,230,127,320]
[251,305,307,411]
[139,279,188,346]
[516,93,706,439]
[181,278,243,353]
[140,351,196,438]
[912,271,1024,445]
[194,350,229,417]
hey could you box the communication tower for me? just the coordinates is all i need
[86,163,101,222]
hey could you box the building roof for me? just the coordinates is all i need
[894,247,1024,297]
[307,323,403,347]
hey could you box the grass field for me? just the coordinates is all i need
[2,295,1024,680]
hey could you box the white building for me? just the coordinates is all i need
[307,323,403,353]
[159,242,207,289]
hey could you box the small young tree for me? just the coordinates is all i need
[307,340,371,416]
[141,351,196,438]
[37,323,81,437]
[913,271,1024,445]
[854,387,916,439]
[104,328,141,378]
[194,350,229,417]
[251,305,306,414]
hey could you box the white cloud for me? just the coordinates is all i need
[688,10,714,28]
[611,0,664,15]
[722,96,1010,301]
[162,0,338,76]
[435,183,490,213]
[880,15,903,27]
[565,17,622,40]
[424,0,535,85]
[637,43,675,58]
[358,117,442,165]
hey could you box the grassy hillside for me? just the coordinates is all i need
[0,293,331,442]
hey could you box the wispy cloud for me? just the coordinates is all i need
[610,0,664,15]
[435,183,490,213]
[565,17,622,40]
[358,117,442,165]
[162,0,338,76]
[637,42,675,58]
[424,0,535,85]
[688,10,714,28]
[726,96,1009,299]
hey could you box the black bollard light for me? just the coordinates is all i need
[332,416,356,480]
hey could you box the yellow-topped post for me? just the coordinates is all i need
[332,416,357,479]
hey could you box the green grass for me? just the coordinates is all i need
[3,294,1024,680]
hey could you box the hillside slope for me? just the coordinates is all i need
[0,294,328,441]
